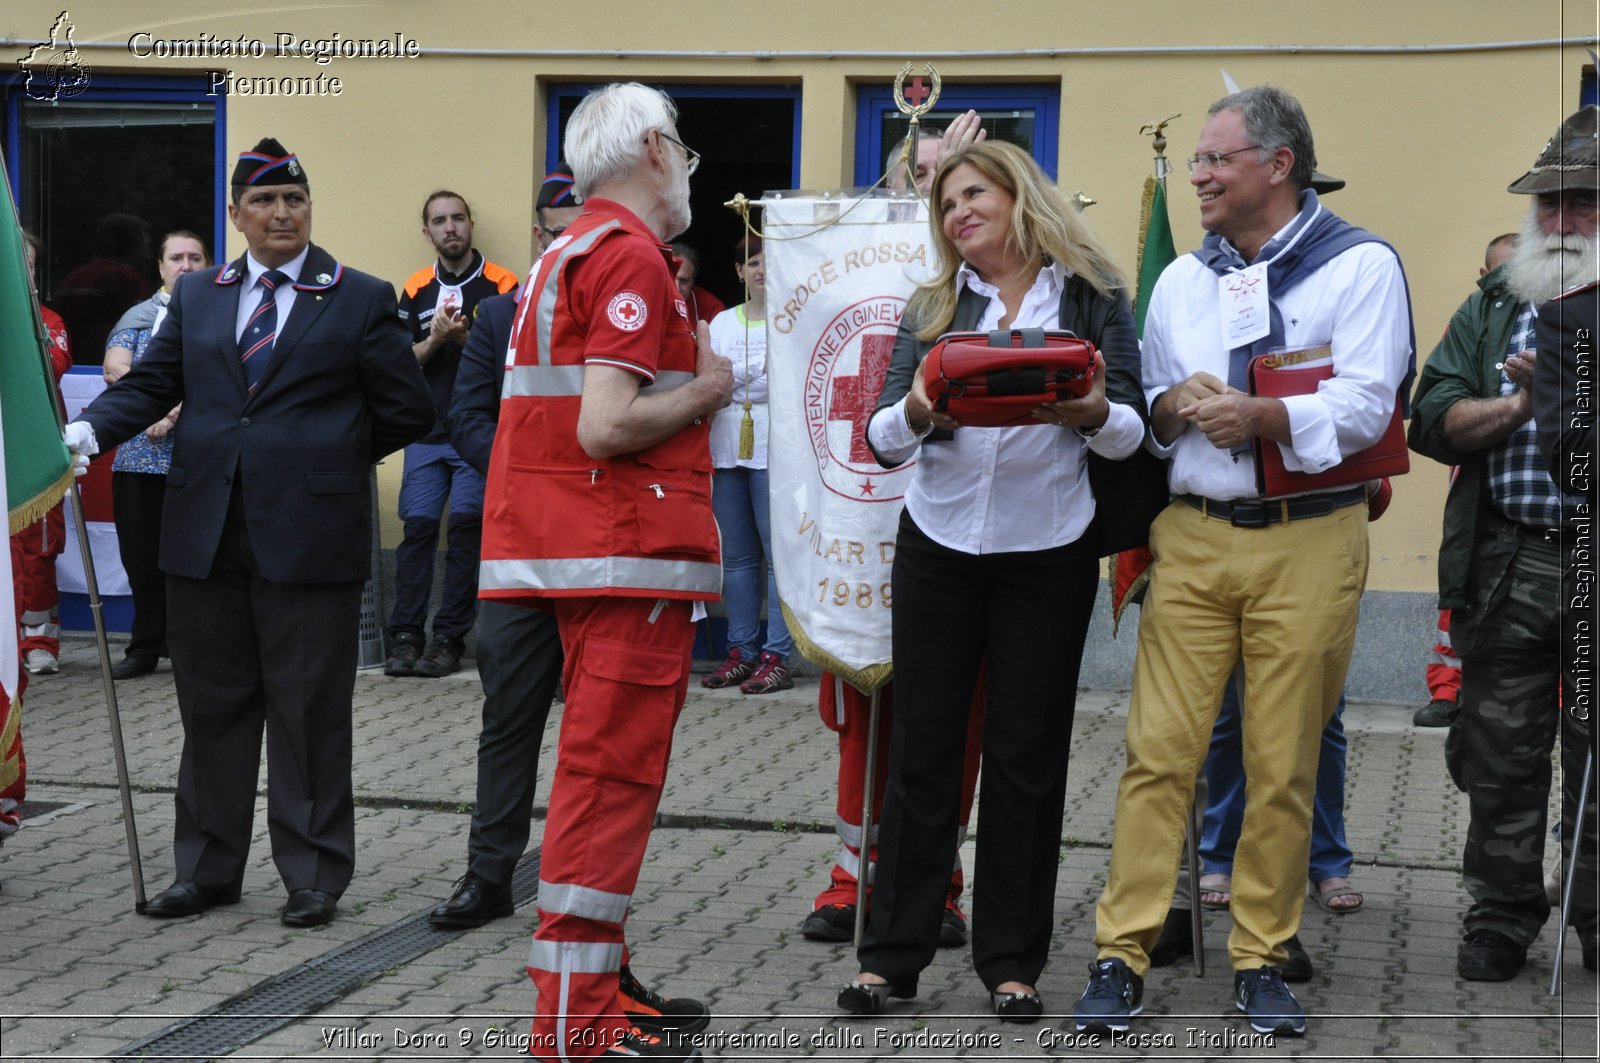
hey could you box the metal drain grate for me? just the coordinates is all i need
[110,849,542,1062]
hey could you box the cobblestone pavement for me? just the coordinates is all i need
[0,634,1594,1061]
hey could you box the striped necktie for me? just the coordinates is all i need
[242,269,288,392]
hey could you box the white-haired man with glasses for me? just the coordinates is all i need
[478,82,732,1062]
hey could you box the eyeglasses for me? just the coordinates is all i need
[656,131,701,176]
[1186,145,1261,173]
[540,225,567,239]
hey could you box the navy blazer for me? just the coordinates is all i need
[81,244,434,584]
[446,290,518,477]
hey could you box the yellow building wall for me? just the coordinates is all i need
[5,0,1597,594]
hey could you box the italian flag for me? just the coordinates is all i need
[0,149,76,838]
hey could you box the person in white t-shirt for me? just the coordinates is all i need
[700,234,795,694]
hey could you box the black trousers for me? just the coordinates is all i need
[112,471,167,664]
[466,599,564,885]
[165,488,363,896]
[859,511,1099,991]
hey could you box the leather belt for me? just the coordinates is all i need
[1513,522,1563,545]
[1178,486,1369,529]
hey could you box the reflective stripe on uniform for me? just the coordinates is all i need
[835,814,878,850]
[481,556,721,596]
[527,938,624,975]
[501,365,697,400]
[538,879,631,924]
[837,845,873,883]
[520,220,622,369]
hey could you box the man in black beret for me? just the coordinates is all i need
[64,137,433,927]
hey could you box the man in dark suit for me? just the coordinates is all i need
[63,138,433,927]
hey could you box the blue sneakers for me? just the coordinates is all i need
[1073,957,1144,1033]
[1234,966,1306,1036]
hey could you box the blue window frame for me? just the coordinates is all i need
[855,82,1059,185]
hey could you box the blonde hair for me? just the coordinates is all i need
[911,140,1127,342]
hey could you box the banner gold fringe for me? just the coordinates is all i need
[780,600,893,695]
[8,467,70,536]
[1133,175,1157,321]
[0,685,21,795]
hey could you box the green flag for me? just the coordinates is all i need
[1133,174,1177,339]
[0,151,72,534]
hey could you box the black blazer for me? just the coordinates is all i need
[81,244,434,584]
[446,291,518,477]
[869,274,1170,556]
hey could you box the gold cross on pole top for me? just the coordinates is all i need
[893,62,941,119]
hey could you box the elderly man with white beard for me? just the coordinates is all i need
[1408,104,1600,982]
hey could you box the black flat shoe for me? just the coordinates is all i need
[991,989,1044,1024]
[142,880,241,917]
[837,979,915,1015]
[281,888,338,927]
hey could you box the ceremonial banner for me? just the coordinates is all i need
[762,195,936,693]
[56,370,129,597]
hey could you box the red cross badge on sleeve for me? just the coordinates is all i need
[606,291,648,332]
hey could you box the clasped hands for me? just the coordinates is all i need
[1165,371,1266,450]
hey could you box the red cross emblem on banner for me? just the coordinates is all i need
[905,77,930,108]
[827,333,893,465]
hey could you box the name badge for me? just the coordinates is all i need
[1220,263,1270,348]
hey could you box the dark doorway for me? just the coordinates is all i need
[550,85,799,311]
[8,76,221,365]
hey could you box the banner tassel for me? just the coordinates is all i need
[738,402,755,461]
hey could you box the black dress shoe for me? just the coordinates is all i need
[1281,933,1315,983]
[111,656,158,680]
[143,880,241,917]
[1148,907,1195,967]
[428,872,513,929]
[1458,929,1526,981]
[991,989,1044,1024]
[281,888,338,927]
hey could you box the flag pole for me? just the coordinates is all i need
[0,149,147,912]
[1134,114,1202,976]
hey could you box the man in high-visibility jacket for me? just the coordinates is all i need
[479,82,733,1063]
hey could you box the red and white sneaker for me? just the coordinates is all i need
[601,1027,703,1060]
[739,651,793,694]
[617,964,711,1036]
[700,647,754,689]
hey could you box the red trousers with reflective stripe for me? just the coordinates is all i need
[12,502,64,657]
[814,676,983,910]
[1427,608,1461,704]
[528,596,695,1062]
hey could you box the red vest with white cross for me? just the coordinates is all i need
[479,200,721,603]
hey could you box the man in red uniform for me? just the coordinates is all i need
[480,83,732,1063]
[14,232,71,676]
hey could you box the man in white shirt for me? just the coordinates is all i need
[1074,86,1413,1039]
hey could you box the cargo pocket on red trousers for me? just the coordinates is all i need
[563,634,685,786]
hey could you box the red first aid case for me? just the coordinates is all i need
[924,328,1097,428]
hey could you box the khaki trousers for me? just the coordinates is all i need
[1093,500,1367,973]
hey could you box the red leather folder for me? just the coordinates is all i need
[1247,346,1409,498]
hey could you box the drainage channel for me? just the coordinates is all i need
[110,851,541,1063]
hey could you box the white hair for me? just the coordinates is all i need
[565,83,679,197]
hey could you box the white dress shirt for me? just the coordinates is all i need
[866,262,1143,554]
[233,245,311,345]
[1141,235,1412,501]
